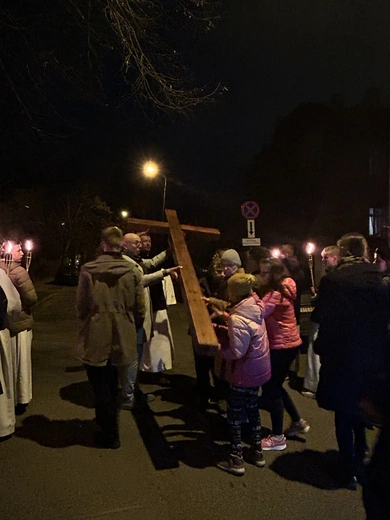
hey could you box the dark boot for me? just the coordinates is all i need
[216,454,245,476]
[245,446,266,467]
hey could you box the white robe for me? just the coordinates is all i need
[0,270,22,437]
[303,322,321,393]
[0,330,15,437]
[140,276,176,373]
[13,329,33,405]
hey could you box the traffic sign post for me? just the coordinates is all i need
[241,200,260,220]
[242,238,261,246]
[241,201,260,247]
[247,219,255,238]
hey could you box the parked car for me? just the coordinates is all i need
[54,255,81,286]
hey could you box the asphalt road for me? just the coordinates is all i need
[0,282,373,520]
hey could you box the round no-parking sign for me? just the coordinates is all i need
[241,200,260,219]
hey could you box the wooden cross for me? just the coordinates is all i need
[125,210,220,348]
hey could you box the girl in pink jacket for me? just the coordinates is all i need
[257,258,310,451]
[213,273,271,476]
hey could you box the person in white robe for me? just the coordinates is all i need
[0,269,22,438]
[119,233,181,408]
[138,232,178,373]
[0,241,37,412]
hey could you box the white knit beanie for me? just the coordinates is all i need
[221,249,242,266]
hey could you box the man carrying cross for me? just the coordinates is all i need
[123,210,221,353]
[119,232,182,409]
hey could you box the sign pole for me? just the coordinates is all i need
[241,201,261,247]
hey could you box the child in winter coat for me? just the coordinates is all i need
[212,273,271,476]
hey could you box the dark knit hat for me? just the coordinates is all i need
[228,273,256,302]
[221,249,242,267]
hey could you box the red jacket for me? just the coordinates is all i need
[261,277,302,350]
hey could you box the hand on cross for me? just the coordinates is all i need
[165,265,182,279]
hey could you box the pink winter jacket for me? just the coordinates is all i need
[218,293,271,388]
[261,277,302,350]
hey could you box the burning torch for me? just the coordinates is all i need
[305,242,316,289]
[25,240,33,272]
[5,241,13,275]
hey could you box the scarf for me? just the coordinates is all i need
[337,255,369,269]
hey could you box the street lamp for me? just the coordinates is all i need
[142,160,167,220]
[120,210,129,218]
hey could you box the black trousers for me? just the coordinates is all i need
[334,411,367,478]
[192,350,229,411]
[259,347,301,435]
[85,362,119,441]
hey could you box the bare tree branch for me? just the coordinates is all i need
[0,0,222,139]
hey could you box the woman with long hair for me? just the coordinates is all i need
[257,258,310,451]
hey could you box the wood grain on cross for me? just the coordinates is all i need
[126,210,220,348]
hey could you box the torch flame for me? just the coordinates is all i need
[305,242,315,255]
[271,248,281,258]
[6,241,13,254]
[25,240,33,251]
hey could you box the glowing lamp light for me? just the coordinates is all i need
[271,248,281,258]
[305,242,315,255]
[142,159,167,220]
[25,239,33,272]
[143,160,159,178]
[305,242,316,288]
[121,210,129,218]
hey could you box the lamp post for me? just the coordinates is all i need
[142,160,167,220]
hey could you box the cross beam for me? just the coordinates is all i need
[125,217,220,241]
[125,211,219,348]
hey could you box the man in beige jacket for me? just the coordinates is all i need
[76,227,145,449]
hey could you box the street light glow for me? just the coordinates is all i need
[121,210,129,218]
[143,160,159,178]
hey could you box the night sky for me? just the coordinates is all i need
[153,0,390,189]
[4,1,390,223]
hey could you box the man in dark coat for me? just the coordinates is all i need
[311,232,390,490]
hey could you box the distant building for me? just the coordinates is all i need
[248,89,390,246]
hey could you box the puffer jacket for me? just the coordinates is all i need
[0,260,37,334]
[0,261,37,309]
[76,253,145,367]
[218,293,271,388]
[261,277,302,350]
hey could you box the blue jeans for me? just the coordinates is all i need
[119,341,144,401]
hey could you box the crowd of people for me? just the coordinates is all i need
[1,227,389,518]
